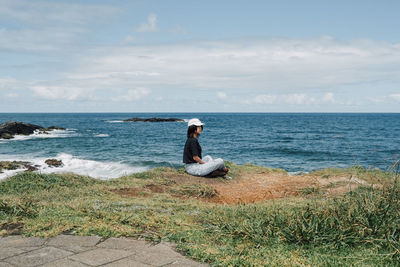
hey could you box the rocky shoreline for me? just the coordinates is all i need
[0,121,66,140]
[0,159,64,174]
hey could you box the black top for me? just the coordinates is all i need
[183,137,202,164]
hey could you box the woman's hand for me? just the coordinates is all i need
[193,156,205,164]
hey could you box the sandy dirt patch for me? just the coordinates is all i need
[113,168,371,204]
[162,170,370,204]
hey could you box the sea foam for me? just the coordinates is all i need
[105,120,124,123]
[0,167,27,181]
[94,134,109,137]
[0,153,148,180]
[1,129,77,142]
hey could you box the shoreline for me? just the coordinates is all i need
[0,157,386,182]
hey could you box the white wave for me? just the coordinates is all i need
[105,120,124,123]
[0,167,27,181]
[94,134,109,137]
[0,153,148,180]
[1,129,77,142]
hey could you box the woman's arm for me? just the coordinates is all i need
[193,155,205,164]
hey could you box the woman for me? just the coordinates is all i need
[183,118,229,178]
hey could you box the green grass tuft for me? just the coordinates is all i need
[0,172,101,194]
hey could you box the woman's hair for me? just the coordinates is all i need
[187,125,203,138]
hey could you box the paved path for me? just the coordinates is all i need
[0,235,209,266]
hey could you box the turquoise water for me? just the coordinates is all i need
[1,113,400,179]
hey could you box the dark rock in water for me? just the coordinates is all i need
[45,159,63,167]
[47,126,66,130]
[0,161,29,170]
[0,133,13,139]
[0,161,33,173]
[0,121,65,139]
[0,121,43,137]
[24,165,38,172]
[0,160,39,174]
[123,117,184,122]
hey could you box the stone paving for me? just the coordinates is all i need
[0,235,209,267]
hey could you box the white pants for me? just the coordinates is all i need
[185,155,226,176]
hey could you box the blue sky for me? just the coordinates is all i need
[0,0,399,112]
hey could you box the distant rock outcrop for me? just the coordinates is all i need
[47,126,66,130]
[123,117,184,122]
[0,121,66,139]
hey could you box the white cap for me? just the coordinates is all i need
[187,118,204,127]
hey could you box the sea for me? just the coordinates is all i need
[1,113,399,180]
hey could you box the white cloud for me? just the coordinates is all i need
[367,97,385,103]
[367,94,400,103]
[30,86,94,100]
[390,94,400,102]
[67,71,160,80]
[283,94,306,105]
[0,28,77,52]
[136,13,159,33]
[217,92,227,99]
[112,88,151,102]
[0,0,119,52]
[5,93,18,98]
[120,35,141,45]
[0,0,119,25]
[254,94,277,104]
[251,93,337,105]
[70,37,400,94]
[3,37,400,111]
[322,92,335,103]
[170,25,187,35]
[0,77,17,89]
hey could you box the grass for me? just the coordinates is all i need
[0,166,399,266]
[169,184,218,198]
[299,187,324,195]
[311,165,395,184]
